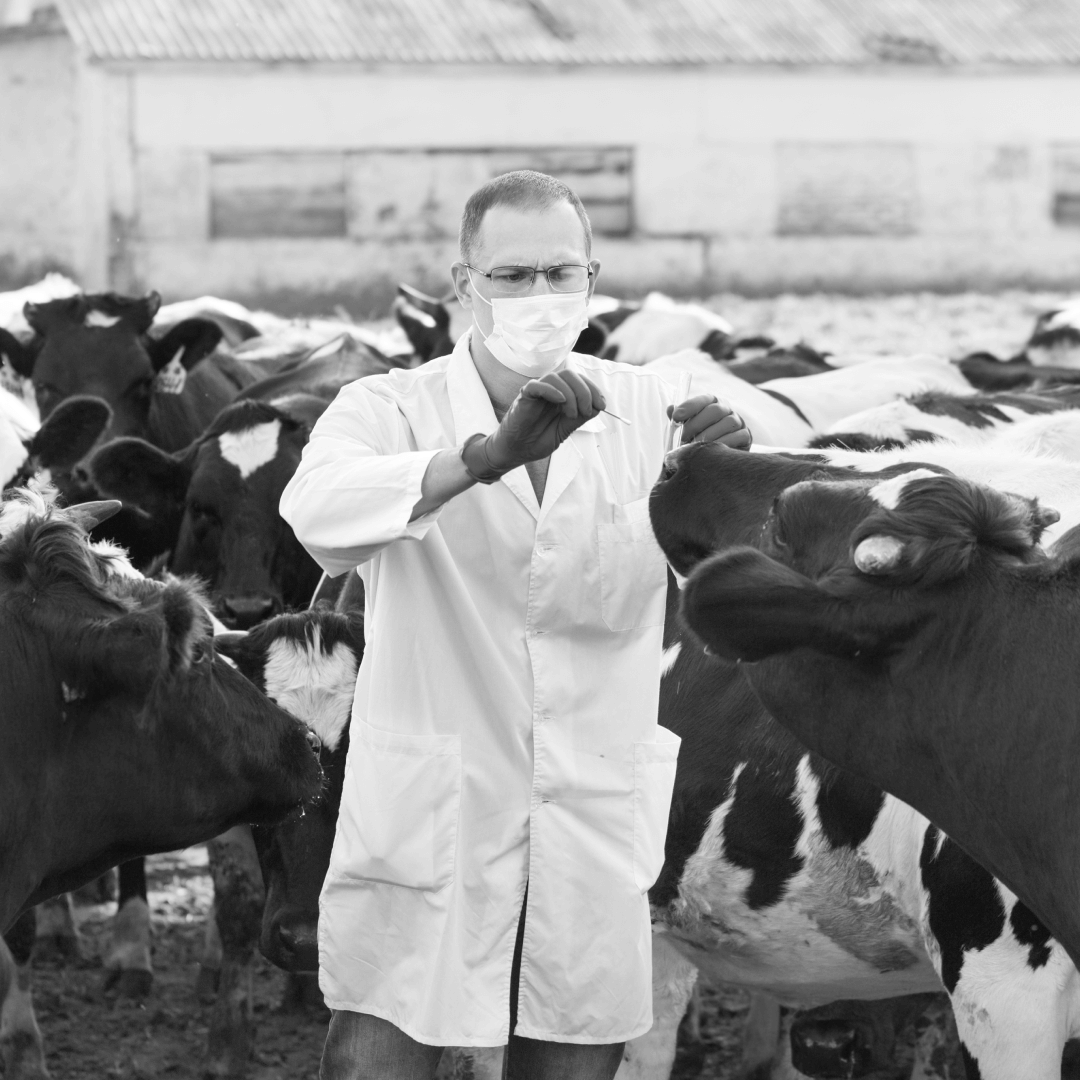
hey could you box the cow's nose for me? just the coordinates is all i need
[220,596,276,629]
[273,919,319,973]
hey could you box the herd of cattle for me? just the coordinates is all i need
[3,273,1080,1080]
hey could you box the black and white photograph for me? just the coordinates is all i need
[2,2,1080,1079]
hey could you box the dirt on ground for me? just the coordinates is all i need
[29,851,758,1080]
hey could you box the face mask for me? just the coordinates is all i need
[470,278,589,379]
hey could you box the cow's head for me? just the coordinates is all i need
[0,485,323,910]
[678,465,1054,663]
[215,605,364,973]
[88,398,323,628]
[7,293,223,442]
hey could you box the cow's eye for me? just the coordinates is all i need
[764,512,788,549]
[34,381,62,401]
[188,503,219,542]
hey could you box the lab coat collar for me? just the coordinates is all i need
[446,330,605,522]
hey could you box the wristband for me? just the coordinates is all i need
[460,433,504,484]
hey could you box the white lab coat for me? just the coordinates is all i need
[279,333,681,1046]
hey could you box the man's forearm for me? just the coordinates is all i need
[410,447,477,520]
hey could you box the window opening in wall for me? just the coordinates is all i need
[208,148,631,241]
[1052,145,1080,227]
[210,153,347,239]
[347,147,633,242]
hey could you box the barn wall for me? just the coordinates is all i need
[0,29,79,285]
[115,64,1080,307]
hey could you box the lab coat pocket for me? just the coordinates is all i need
[633,726,682,893]
[598,496,668,631]
[345,722,461,891]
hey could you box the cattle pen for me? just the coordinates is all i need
[4,288,1076,1080]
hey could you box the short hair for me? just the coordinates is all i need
[459,170,593,265]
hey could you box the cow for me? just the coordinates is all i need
[814,386,1080,451]
[648,442,1080,1078]
[1025,302,1080,369]
[190,606,364,1078]
[723,343,834,386]
[0,291,255,452]
[0,481,323,930]
[603,293,734,365]
[235,333,401,406]
[758,355,971,434]
[955,303,1080,392]
[88,397,327,628]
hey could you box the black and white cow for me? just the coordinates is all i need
[648,443,1080,1079]
[0,482,323,931]
[89,397,326,628]
[191,606,363,1078]
[0,292,254,452]
[814,386,1080,451]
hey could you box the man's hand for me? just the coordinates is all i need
[463,370,605,482]
[668,395,752,450]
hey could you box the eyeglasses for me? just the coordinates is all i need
[464,264,592,297]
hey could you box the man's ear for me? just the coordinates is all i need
[587,259,601,300]
[682,547,907,662]
[449,262,474,312]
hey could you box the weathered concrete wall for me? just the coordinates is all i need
[26,59,1080,304]
[0,28,78,285]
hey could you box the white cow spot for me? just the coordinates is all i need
[868,469,940,510]
[217,420,281,479]
[84,310,121,329]
[661,641,682,676]
[263,627,357,752]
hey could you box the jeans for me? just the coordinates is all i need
[320,890,625,1080]
[319,1010,626,1080]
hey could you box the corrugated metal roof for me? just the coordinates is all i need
[52,0,1080,66]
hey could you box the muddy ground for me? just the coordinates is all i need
[31,850,756,1080]
[23,291,1079,1079]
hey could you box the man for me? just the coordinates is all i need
[280,170,750,1080]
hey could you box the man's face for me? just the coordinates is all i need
[451,201,600,341]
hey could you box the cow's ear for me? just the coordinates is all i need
[0,328,35,377]
[146,319,223,373]
[87,437,191,518]
[28,396,113,472]
[682,548,904,662]
[137,291,162,332]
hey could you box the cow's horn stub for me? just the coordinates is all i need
[853,535,905,575]
[68,499,122,531]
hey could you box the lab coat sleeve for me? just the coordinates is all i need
[280,380,443,576]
